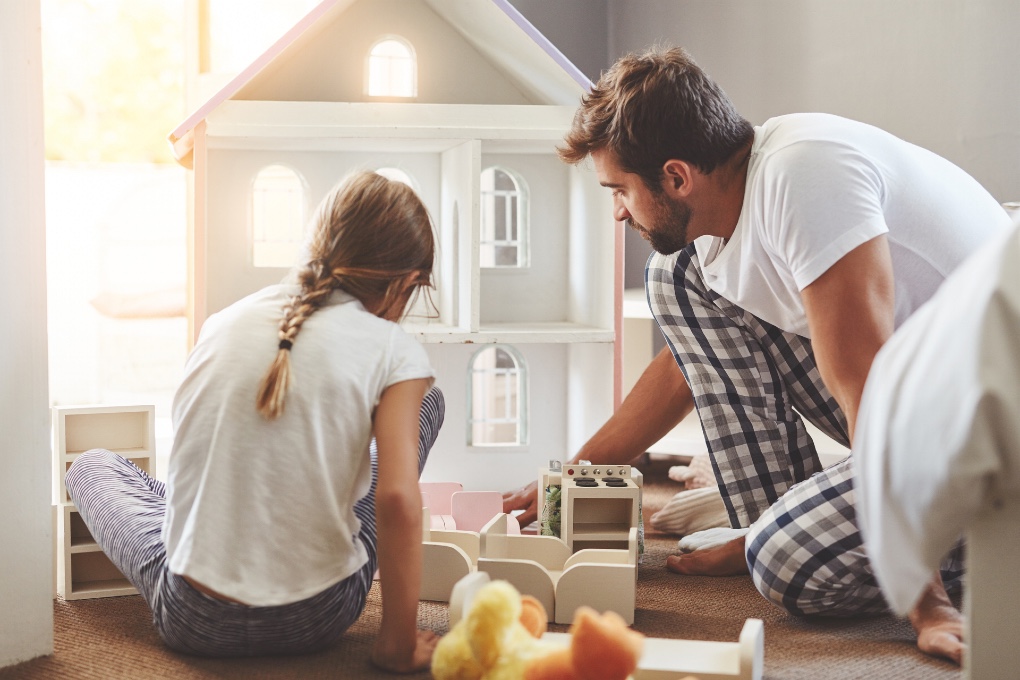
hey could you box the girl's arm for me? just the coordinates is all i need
[370,378,439,674]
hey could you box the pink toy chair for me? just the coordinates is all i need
[451,491,520,534]
[419,482,463,529]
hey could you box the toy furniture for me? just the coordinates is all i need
[168,0,623,493]
[451,491,511,533]
[450,571,765,680]
[546,623,764,680]
[420,481,463,529]
[421,511,638,624]
[541,462,643,552]
[478,513,637,624]
[420,506,481,602]
[52,405,155,600]
[420,482,521,533]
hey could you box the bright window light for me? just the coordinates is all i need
[252,164,306,268]
[367,38,416,98]
[480,166,528,268]
[468,345,527,446]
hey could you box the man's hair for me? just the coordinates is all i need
[559,46,754,190]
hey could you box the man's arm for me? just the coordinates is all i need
[503,345,695,527]
[800,235,895,441]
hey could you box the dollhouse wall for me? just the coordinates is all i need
[234,0,538,106]
[203,148,442,317]
[420,342,613,491]
[479,153,569,324]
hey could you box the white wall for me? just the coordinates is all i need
[608,0,1020,202]
[0,0,55,669]
[509,0,609,83]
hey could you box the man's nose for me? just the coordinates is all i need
[612,199,630,223]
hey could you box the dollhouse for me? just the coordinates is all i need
[167,0,622,490]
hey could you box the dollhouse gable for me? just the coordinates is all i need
[169,0,590,163]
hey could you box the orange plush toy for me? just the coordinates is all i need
[525,606,645,680]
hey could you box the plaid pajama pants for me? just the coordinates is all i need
[65,387,444,656]
[647,246,963,616]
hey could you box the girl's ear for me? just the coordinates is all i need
[383,271,428,322]
[404,270,430,292]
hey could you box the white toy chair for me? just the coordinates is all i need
[477,513,638,624]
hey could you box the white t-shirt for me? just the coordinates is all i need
[689,113,1011,337]
[162,284,434,606]
[855,222,1020,614]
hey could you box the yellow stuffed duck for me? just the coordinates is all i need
[432,576,645,680]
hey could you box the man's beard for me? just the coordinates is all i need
[628,194,692,255]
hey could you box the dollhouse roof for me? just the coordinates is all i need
[168,0,592,164]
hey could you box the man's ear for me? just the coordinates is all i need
[661,159,694,198]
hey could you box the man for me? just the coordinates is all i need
[502,46,1011,664]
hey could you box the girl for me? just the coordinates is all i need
[66,171,445,673]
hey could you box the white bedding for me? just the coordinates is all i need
[854,220,1020,614]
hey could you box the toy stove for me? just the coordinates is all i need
[562,464,633,489]
[541,460,642,552]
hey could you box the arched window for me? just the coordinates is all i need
[251,164,307,268]
[480,166,528,268]
[366,37,417,98]
[468,345,527,446]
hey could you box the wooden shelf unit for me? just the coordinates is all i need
[52,404,155,600]
[56,504,138,600]
[52,405,156,504]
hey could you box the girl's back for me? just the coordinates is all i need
[163,282,433,606]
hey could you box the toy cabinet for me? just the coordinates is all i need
[170,0,622,493]
[52,404,155,599]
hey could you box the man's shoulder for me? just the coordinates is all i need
[759,118,848,156]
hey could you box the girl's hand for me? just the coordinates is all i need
[370,628,440,674]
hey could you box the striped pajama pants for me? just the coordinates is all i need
[647,245,964,616]
[65,387,445,656]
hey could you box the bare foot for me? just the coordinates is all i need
[668,454,716,489]
[909,576,964,665]
[666,536,749,576]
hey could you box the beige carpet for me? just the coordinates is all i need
[1,460,961,680]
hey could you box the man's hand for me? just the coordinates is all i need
[502,480,540,529]
[371,628,440,674]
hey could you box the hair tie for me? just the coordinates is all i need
[278,339,293,351]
